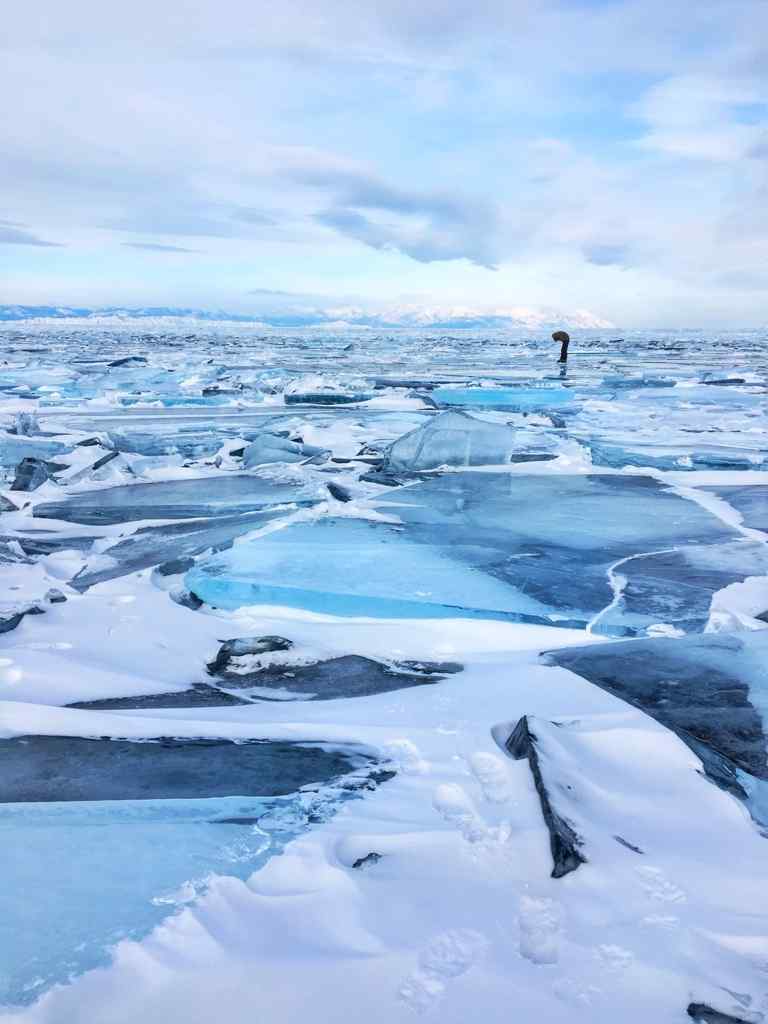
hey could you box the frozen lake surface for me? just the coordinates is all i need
[1,321,767,1022]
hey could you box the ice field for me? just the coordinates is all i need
[1,320,767,1023]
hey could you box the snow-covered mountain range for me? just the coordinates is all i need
[0,304,615,330]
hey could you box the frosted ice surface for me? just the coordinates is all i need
[2,797,304,1005]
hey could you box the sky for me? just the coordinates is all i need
[1,0,766,327]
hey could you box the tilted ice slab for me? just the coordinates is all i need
[33,474,319,525]
[187,473,742,635]
[383,410,540,472]
[70,508,294,589]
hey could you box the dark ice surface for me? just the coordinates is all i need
[543,632,768,784]
[209,653,452,700]
[33,475,317,525]
[702,485,768,532]
[68,684,251,709]
[0,735,360,802]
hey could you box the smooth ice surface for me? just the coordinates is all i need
[189,473,745,635]
[431,386,575,410]
[0,735,355,802]
[33,475,318,524]
[187,515,558,625]
[0,734,371,1005]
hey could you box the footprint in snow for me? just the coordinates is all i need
[384,739,430,775]
[552,975,602,1008]
[636,866,686,903]
[399,929,489,1014]
[594,943,634,972]
[468,751,512,804]
[518,895,562,966]
[432,784,488,843]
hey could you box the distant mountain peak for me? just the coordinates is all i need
[0,303,615,330]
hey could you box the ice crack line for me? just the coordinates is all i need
[587,547,679,636]
[662,479,768,547]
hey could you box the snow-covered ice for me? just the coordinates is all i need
[1,321,768,1023]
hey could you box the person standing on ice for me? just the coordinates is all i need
[552,330,569,363]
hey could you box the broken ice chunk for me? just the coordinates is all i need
[11,457,68,491]
[242,434,326,468]
[503,715,587,878]
[383,410,522,472]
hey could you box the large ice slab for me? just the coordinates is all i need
[187,474,742,635]
[188,515,561,625]
[380,474,746,635]
[33,474,318,525]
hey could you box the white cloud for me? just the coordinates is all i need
[0,0,766,323]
